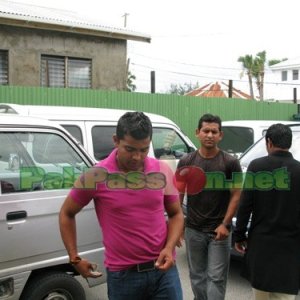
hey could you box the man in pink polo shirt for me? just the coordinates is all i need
[59,111,184,299]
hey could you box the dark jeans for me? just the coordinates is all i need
[106,264,183,300]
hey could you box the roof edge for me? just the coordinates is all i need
[0,14,151,43]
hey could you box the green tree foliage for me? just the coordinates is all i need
[238,52,287,101]
[167,82,200,95]
[268,58,288,66]
[127,71,136,92]
[238,54,255,99]
[252,51,266,101]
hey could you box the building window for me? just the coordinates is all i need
[41,55,92,88]
[0,50,8,85]
[281,70,287,81]
[293,70,299,80]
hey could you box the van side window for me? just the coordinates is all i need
[91,126,116,161]
[219,127,254,156]
[61,125,83,145]
[152,128,190,159]
[0,132,88,194]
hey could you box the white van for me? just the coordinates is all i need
[219,120,300,158]
[0,103,196,171]
[0,114,104,300]
[0,105,196,300]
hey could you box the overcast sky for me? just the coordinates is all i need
[9,0,300,93]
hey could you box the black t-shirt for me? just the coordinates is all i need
[177,150,242,232]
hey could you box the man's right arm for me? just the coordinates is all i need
[59,194,82,261]
[233,164,255,254]
[59,195,102,278]
[234,191,253,254]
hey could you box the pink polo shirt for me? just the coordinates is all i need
[70,149,179,271]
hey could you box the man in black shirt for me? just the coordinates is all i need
[234,123,300,300]
[176,113,241,300]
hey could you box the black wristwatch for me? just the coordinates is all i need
[69,255,82,265]
[222,222,231,230]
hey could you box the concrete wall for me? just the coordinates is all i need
[0,25,127,90]
[264,66,300,102]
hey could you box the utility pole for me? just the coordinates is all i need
[228,80,233,98]
[151,71,155,94]
[122,13,129,27]
[293,87,297,104]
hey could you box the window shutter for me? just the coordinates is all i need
[68,58,91,88]
[0,50,8,85]
[41,55,65,87]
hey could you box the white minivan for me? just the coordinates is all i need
[219,120,299,158]
[0,114,104,300]
[0,103,196,172]
[0,105,196,300]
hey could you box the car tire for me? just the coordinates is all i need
[20,271,86,300]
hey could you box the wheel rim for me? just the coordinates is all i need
[43,291,71,300]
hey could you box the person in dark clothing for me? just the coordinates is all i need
[176,113,242,300]
[234,123,300,300]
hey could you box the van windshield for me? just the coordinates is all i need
[219,126,254,156]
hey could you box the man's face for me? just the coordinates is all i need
[196,121,223,149]
[113,134,151,172]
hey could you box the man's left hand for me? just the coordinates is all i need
[155,248,175,271]
[214,223,230,240]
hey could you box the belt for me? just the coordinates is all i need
[130,260,156,272]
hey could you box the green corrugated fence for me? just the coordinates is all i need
[0,86,297,145]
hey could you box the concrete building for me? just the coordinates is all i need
[0,0,150,90]
[265,57,300,103]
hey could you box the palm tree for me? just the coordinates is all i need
[238,55,255,99]
[253,51,266,101]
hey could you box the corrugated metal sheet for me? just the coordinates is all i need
[185,81,253,99]
[0,0,151,42]
[0,86,297,146]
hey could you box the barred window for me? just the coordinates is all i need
[41,55,91,88]
[293,70,299,81]
[0,50,8,85]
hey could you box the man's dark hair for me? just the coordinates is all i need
[116,111,152,140]
[198,113,222,131]
[265,123,292,149]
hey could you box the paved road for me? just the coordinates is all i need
[79,242,300,300]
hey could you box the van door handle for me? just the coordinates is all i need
[7,210,27,221]
[6,210,27,229]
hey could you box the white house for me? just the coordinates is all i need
[264,57,300,103]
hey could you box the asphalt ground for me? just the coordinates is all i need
[77,241,269,300]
